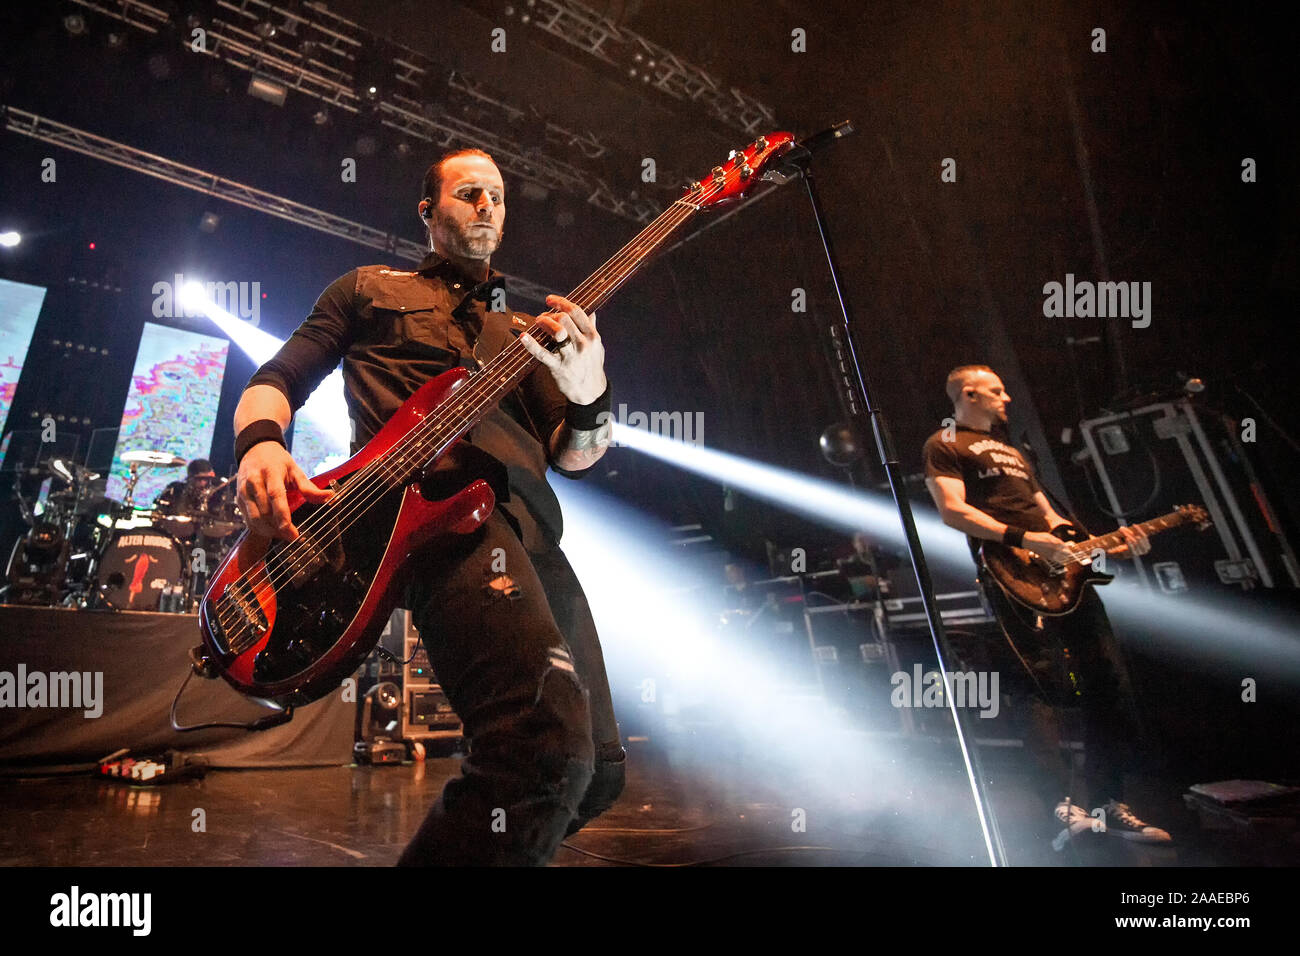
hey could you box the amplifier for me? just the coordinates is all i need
[408,688,461,731]
[879,590,995,633]
[397,610,462,744]
[354,608,463,746]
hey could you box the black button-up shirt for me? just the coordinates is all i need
[248,252,575,548]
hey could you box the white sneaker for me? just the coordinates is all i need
[1051,799,1104,850]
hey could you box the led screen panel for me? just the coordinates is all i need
[105,322,230,507]
[0,278,47,436]
[290,369,351,477]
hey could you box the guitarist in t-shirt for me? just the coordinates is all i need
[922,364,1171,847]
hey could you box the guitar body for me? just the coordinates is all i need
[979,541,1111,616]
[198,367,495,707]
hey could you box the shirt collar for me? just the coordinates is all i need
[417,251,506,301]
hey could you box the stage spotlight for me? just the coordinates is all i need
[198,212,220,233]
[62,13,88,37]
[612,424,973,569]
[0,231,20,248]
[104,30,128,50]
[353,42,391,101]
[247,75,288,107]
[1102,581,1300,682]
[179,281,349,446]
[820,421,864,467]
[311,106,331,126]
[549,479,896,798]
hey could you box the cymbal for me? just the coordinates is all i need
[46,461,101,484]
[121,450,186,467]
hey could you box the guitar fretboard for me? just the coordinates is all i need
[1080,511,1189,554]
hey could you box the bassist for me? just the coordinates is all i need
[922,364,1171,847]
[231,148,625,866]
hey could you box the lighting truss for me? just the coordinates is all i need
[1,105,556,304]
[510,0,780,136]
[66,0,661,222]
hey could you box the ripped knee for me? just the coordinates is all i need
[484,573,523,601]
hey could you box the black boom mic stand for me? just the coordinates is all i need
[770,121,1008,867]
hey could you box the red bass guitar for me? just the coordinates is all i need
[197,133,798,707]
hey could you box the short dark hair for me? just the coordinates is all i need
[419,147,497,205]
[187,458,213,477]
[945,364,995,404]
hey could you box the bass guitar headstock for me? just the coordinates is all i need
[685,132,797,210]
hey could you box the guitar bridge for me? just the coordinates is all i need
[213,579,268,653]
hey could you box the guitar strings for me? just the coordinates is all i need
[214,167,748,644]
[1037,512,1180,574]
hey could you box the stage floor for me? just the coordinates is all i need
[2,731,1292,867]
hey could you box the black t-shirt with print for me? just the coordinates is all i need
[922,425,1047,559]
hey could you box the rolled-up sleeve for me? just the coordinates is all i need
[246,270,357,411]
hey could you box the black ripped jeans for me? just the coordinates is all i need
[397,509,624,866]
[971,574,1141,814]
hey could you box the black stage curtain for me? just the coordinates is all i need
[0,606,353,768]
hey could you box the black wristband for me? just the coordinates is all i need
[564,380,612,432]
[1002,526,1027,548]
[234,419,286,466]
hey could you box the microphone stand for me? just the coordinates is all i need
[772,122,1009,867]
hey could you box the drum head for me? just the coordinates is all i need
[201,481,244,541]
[155,513,199,541]
[98,527,184,611]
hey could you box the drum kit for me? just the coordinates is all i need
[2,450,245,612]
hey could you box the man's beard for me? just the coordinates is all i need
[436,212,500,259]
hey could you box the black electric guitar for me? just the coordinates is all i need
[979,504,1211,615]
